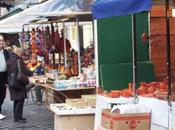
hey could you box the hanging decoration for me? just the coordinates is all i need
[59,29,71,54]
[55,24,60,53]
[30,28,37,54]
[40,26,45,55]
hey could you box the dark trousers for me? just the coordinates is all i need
[0,72,7,113]
[14,99,25,120]
[35,86,43,102]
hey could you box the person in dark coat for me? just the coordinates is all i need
[7,47,33,123]
[0,34,9,113]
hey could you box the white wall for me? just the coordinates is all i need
[83,24,93,49]
[66,23,93,51]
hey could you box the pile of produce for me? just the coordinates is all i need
[102,81,175,101]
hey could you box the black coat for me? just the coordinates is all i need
[7,53,33,101]
[0,49,9,85]
[3,49,9,62]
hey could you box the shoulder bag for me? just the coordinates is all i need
[16,59,29,86]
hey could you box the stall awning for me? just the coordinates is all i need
[0,8,23,21]
[0,0,94,33]
[0,8,24,33]
[92,0,152,19]
[25,0,94,17]
[0,28,22,33]
[0,0,57,31]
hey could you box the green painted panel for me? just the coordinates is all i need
[97,12,151,87]
[97,12,149,65]
[100,62,155,91]
[136,13,150,62]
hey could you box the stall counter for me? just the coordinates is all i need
[50,104,95,130]
[94,95,175,130]
[29,76,96,109]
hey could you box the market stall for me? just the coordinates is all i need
[29,75,96,109]
[23,17,96,130]
[24,25,95,105]
[94,95,175,130]
[0,0,97,110]
[91,0,175,130]
[4,6,96,130]
[3,0,175,130]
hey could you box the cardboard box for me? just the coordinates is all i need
[98,126,108,130]
[66,98,87,107]
[81,94,96,107]
[81,94,96,100]
[101,109,151,130]
[54,114,94,130]
[87,97,96,107]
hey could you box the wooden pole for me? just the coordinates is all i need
[165,0,172,106]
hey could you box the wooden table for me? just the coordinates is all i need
[36,83,96,109]
[29,76,96,109]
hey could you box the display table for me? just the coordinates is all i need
[29,76,96,109]
[94,95,175,130]
[42,84,95,108]
[50,104,95,130]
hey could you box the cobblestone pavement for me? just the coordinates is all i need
[0,90,54,130]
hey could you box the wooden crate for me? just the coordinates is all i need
[151,57,167,63]
[151,43,167,58]
[151,5,173,17]
[150,5,175,80]
[170,18,175,34]
[151,35,175,58]
[151,57,175,80]
[153,62,167,77]
[151,5,166,17]
[150,18,166,35]
[150,18,175,35]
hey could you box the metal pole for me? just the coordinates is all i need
[51,23,56,69]
[76,17,81,75]
[63,22,67,67]
[132,14,137,104]
[22,26,25,49]
[148,12,152,62]
[165,0,172,107]
[93,20,100,87]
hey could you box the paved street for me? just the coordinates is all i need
[0,90,54,130]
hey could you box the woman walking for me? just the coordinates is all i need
[7,47,33,123]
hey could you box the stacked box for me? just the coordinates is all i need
[66,98,87,107]
[81,94,96,107]
[101,109,151,130]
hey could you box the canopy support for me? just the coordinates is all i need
[94,20,99,87]
[63,22,67,67]
[76,17,81,75]
[165,0,172,107]
[132,14,138,104]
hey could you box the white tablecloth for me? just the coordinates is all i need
[94,95,175,130]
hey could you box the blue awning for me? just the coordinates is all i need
[92,0,152,19]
